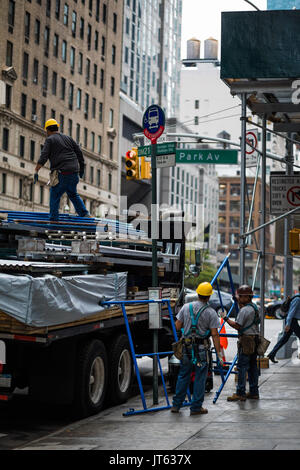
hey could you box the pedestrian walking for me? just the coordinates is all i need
[171,282,223,416]
[267,293,300,363]
[34,119,90,221]
[222,284,260,401]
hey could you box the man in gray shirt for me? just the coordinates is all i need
[171,282,223,416]
[222,284,260,401]
[35,119,90,221]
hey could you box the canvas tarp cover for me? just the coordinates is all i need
[0,272,127,327]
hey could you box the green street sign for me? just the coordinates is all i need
[175,149,238,164]
[138,142,176,157]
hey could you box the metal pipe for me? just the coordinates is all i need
[260,115,267,337]
[284,136,294,298]
[240,93,247,284]
[242,205,300,238]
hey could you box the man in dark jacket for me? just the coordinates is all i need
[35,119,90,221]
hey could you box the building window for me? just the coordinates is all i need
[52,71,57,95]
[62,40,67,62]
[68,119,72,136]
[100,68,104,88]
[39,185,44,204]
[41,104,46,127]
[44,27,50,56]
[30,140,35,161]
[19,135,25,158]
[230,184,240,197]
[108,173,112,191]
[84,128,88,147]
[2,128,9,151]
[109,141,113,159]
[60,114,64,132]
[109,109,113,127]
[87,24,92,50]
[34,19,40,44]
[86,58,90,84]
[92,98,96,118]
[98,102,103,123]
[6,41,13,66]
[55,0,60,19]
[194,116,198,125]
[8,1,15,28]
[94,30,99,50]
[84,93,89,118]
[63,3,69,25]
[230,200,240,212]
[101,36,105,56]
[5,84,12,109]
[76,88,82,109]
[76,123,80,143]
[22,52,29,80]
[72,10,77,36]
[93,64,97,85]
[195,100,199,109]
[97,136,101,155]
[53,33,59,57]
[90,164,94,182]
[113,13,117,32]
[42,65,48,90]
[110,77,115,96]
[78,52,83,74]
[1,174,7,194]
[80,17,84,39]
[21,93,27,117]
[32,98,37,116]
[70,46,75,71]
[97,168,101,186]
[103,3,107,23]
[19,179,23,199]
[32,59,39,84]
[112,45,116,64]
[68,83,74,110]
[96,0,100,20]
[46,0,51,17]
[24,12,30,40]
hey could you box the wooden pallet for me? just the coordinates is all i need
[0,300,176,336]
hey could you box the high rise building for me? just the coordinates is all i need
[0,0,122,216]
[267,0,300,9]
[119,0,182,208]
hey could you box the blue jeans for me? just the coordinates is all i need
[172,348,208,411]
[50,173,89,221]
[268,318,300,358]
[236,348,259,396]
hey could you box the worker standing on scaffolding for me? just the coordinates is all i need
[171,282,223,416]
[222,284,260,401]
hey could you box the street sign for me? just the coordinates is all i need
[143,105,165,142]
[138,141,176,157]
[270,174,300,214]
[175,149,238,164]
[156,154,176,168]
[246,129,259,167]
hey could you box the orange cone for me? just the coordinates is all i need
[219,320,228,350]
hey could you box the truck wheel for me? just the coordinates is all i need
[74,339,108,417]
[108,334,133,405]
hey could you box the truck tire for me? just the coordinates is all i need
[108,334,133,405]
[74,339,108,417]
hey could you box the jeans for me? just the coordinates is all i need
[172,347,208,411]
[236,348,259,396]
[49,173,89,221]
[268,318,300,358]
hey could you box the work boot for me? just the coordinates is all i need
[170,406,180,413]
[267,354,278,364]
[190,407,208,416]
[227,393,246,402]
[246,392,259,399]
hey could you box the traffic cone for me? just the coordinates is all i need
[219,320,228,350]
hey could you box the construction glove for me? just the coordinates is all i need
[33,173,39,184]
[217,352,224,367]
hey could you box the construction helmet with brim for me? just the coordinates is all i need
[196,282,213,296]
[236,285,253,296]
[44,119,59,130]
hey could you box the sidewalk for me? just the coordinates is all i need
[18,356,300,451]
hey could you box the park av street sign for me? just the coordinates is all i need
[175,149,238,164]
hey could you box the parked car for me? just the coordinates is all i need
[265,300,284,319]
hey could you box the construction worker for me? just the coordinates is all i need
[171,282,223,416]
[222,284,260,401]
[34,119,90,221]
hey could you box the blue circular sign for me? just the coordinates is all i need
[143,105,165,142]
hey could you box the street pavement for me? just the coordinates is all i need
[16,321,300,452]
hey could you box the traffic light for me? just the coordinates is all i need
[140,156,152,179]
[125,147,139,180]
[289,229,300,255]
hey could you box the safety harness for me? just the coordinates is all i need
[239,302,260,334]
[183,303,210,365]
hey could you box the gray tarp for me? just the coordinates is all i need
[0,272,127,327]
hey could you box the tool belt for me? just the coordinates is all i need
[183,337,207,346]
[238,334,259,355]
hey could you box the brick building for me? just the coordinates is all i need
[0,0,122,216]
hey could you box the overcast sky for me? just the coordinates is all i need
[181,0,267,58]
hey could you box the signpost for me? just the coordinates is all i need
[143,104,165,406]
[270,174,300,214]
[246,129,259,167]
[175,149,238,164]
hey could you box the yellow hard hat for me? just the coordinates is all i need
[196,282,213,296]
[44,119,59,130]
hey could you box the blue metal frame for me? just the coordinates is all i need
[101,299,191,416]
[209,254,240,403]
